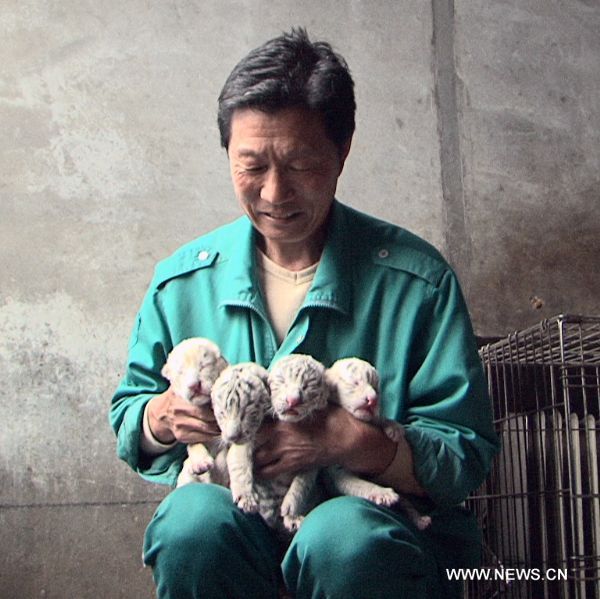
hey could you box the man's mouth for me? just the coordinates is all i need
[262,211,301,221]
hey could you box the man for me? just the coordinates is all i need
[110,28,499,598]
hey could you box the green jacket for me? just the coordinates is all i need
[110,200,499,507]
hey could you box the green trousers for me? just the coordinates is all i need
[143,483,480,598]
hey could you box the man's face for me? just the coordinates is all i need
[228,107,350,265]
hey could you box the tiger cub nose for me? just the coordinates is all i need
[365,396,378,408]
[286,394,302,408]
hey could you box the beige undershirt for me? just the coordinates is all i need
[255,249,318,345]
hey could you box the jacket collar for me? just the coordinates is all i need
[219,216,262,306]
[219,200,351,315]
[304,200,351,315]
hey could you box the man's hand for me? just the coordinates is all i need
[253,404,397,479]
[146,388,221,445]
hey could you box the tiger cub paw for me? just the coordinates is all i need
[416,515,432,530]
[234,491,259,514]
[382,420,404,443]
[368,487,400,507]
[283,514,305,532]
[188,454,214,474]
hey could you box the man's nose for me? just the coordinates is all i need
[260,168,291,203]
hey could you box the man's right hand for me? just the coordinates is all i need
[146,388,221,445]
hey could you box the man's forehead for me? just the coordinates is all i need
[228,108,333,156]
[232,145,316,159]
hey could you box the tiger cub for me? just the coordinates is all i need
[160,337,228,487]
[235,353,329,534]
[325,357,432,530]
[212,362,272,511]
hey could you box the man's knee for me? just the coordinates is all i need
[283,497,437,598]
[143,483,281,599]
[143,483,236,569]
[291,496,424,560]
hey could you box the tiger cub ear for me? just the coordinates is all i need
[214,364,233,386]
[216,355,229,373]
[161,346,185,382]
[245,362,269,380]
[161,363,170,380]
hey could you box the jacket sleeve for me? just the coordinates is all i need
[109,284,186,486]
[402,269,500,507]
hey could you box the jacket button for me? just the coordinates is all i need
[198,250,210,261]
[378,249,389,258]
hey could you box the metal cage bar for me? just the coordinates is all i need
[466,315,600,598]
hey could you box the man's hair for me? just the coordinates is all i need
[217,28,355,152]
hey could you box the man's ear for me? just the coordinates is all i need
[338,136,353,175]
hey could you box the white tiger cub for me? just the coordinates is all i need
[160,337,229,487]
[325,357,432,530]
[211,362,272,512]
[262,354,330,533]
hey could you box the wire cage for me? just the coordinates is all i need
[466,314,600,598]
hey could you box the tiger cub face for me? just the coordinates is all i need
[268,354,329,422]
[162,337,228,405]
[325,357,380,422]
[211,362,271,445]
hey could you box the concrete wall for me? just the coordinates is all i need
[453,0,600,332]
[1,1,598,596]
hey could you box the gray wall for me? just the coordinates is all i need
[1,1,598,597]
